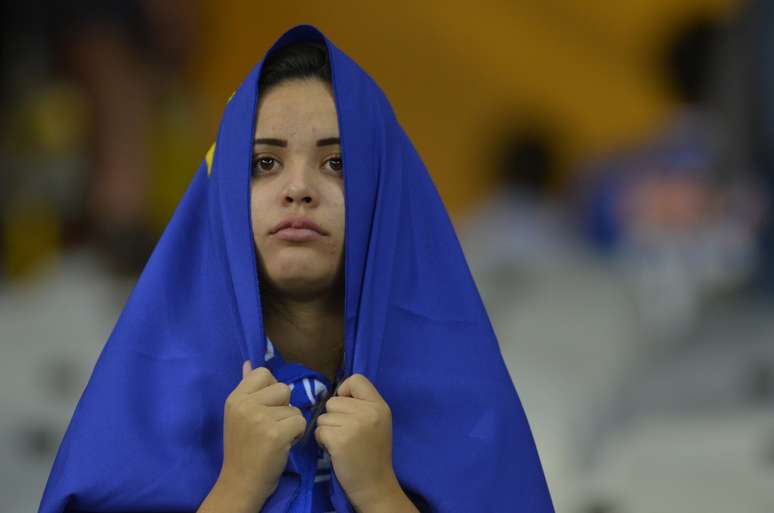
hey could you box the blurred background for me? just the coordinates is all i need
[1,0,773,511]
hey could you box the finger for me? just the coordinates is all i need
[242,360,251,380]
[244,382,292,406]
[266,405,304,421]
[315,412,348,427]
[277,414,307,445]
[335,373,381,402]
[235,366,277,395]
[324,396,362,414]
[314,425,335,452]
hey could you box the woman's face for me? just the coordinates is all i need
[250,78,345,302]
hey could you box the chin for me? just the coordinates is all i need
[265,265,337,299]
[256,249,340,299]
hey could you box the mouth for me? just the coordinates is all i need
[272,227,325,242]
[270,216,328,238]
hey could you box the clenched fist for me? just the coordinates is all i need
[315,373,408,510]
[218,361,307,506]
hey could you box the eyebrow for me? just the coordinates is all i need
[253,137,340,147]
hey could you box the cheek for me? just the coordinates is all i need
[249,189,269,242]
[327,185,346,233]
[329,201,346,250]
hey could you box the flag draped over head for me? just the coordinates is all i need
[38,24,554,513]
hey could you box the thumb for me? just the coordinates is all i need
[242,360,252,380]
[335,374,380,401]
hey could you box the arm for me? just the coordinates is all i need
[199,363,305,513]
[350,473,420,513]
[197,469,270,513]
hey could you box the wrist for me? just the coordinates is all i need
[207,468,271,512]
[349,471,419,513]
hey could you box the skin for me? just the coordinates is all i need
[198,79,419,513]
[249,77,346,385]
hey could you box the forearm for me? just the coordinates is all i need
[197,470,269,513]
[354,494,420,513]
[350,474,420,513]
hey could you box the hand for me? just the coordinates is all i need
[218,361,307,505]
[314,374,402,509]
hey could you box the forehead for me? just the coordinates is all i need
[254,79,339,136]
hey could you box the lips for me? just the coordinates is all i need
[269,216,328,237]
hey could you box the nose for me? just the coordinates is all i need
[281,164,318,207]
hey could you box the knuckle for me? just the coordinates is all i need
[225,394,242,413]
[250,408,267,424]
[264,426,281,442]
[314,428,325,446]
[255,367,273,380]
[366,410,380,426]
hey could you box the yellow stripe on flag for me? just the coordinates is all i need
[205,142,216,177]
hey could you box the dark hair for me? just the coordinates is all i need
[496,126,557,197]
[258,40,332,95]
[663,15,722,104]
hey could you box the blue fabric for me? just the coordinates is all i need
[263,337,338,513]
[38,24,554,513]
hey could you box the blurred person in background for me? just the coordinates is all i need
[459,10,773,512]
[1,0,199,282]
[54,0,199,276]
[0,1,200,510]
[579,13,765,347]
[458,122,642,510]
[572,10,774,513]
[459,121,576,309]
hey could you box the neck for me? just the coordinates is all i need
[261,286,344,384]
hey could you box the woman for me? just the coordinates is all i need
[202,39,410,513]
[38,25,554,513]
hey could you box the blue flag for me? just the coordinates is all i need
[38,24,554,513]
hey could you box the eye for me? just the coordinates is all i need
[325,156,344,174]
[252,156,279,175]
